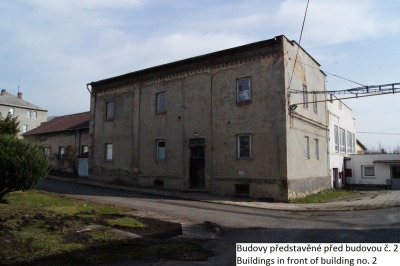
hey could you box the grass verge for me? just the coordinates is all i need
[0,190,212,265]
[290,189,357,204]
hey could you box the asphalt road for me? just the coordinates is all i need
[37,178,400,265]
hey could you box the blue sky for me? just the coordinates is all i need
[1,0,399,149]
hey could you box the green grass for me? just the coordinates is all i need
[290,189,356,204]
[0,190,212,265]
[107,216,146,228]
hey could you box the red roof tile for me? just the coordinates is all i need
[23,112,90,135]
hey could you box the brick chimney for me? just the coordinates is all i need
[1,89,6,95]
[17,92,23,99]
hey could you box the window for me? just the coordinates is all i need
[334,126,339,153]
[32,111,37,119]
[347,131,353,153]
[304,136,310,159]
[237,134,251,159]
[22,124,28,133]
[27,110,31,118]
[313,93,318,113]
[156,92,167,114]
[9,108,14,116]
[43,147,50,157]
[156,140,166,161]
[81,145,89,154]
[315,139,319,160]
[339,128,346,153]
[352,133,356,154]
[106,101,114,120]
[59,146,65,160]
[362,166,375,178]
[236,77,251,103]
[302,85,308,108]
[105,143,113,161]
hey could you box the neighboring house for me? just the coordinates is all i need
[0,89,47,136]
[356,139,368,154]
[327,96,357,188]
[347,153,400,190]
[23,112,90,176]
[87,35,330,201]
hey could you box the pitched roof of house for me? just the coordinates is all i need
[88,35,322,93]
[0,90,47,111]
[23,111,90,136]
[356,139,368,151]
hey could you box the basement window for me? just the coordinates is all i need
[235,184,250,196]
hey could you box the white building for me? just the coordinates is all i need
[347,153,400,189]
[0,89,47,136]
[327,96,356,188]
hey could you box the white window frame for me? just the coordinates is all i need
[22,124,28,133]
[305,136,310,159]
[347,131,353,154]
[32,111,37,119]
[237,134,252,159]
[59,146,65,160]
[44,147,50,157]
[339,127,346,153]
[352,133,356,154]
[236,77,251,103]
[334,125,339,153]
[303,85,308,108]
[27,110,31,118]
[156,92,167,114]
[313,92,318,113]
[9,108,14,116]
[105,143,113,161]
[106,101,114,120]
[156,139,166,161]
[362,165,375,178]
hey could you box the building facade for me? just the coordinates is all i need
[0,89,47,136]
[327,96,357,188]
[23,112,90,175]
[88,35,330,201]
[347,153,400,189]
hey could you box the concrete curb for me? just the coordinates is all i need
[44,175,400,212]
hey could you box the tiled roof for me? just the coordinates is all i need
[0,91,47,111]
[24,111,90,135]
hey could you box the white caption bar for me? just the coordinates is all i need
[236,243,399,266]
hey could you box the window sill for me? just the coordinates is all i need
[236,101,252,107]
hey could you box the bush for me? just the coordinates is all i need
[0,134,51,201]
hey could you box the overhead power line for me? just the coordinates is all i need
[358,131,400,136]
[287,57,365,87]
[288,0,310,91]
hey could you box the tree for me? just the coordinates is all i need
[0,112,20,136]
[0,134,51,201]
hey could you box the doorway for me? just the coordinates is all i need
[189,138,205,190]
[391,165,400,190]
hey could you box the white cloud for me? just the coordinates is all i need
[276,0,400,46]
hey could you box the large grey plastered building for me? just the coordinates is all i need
[88,35,329,201]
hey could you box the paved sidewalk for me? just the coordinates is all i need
[46,176,400,212]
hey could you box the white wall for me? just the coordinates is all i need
[328,97,356,187]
